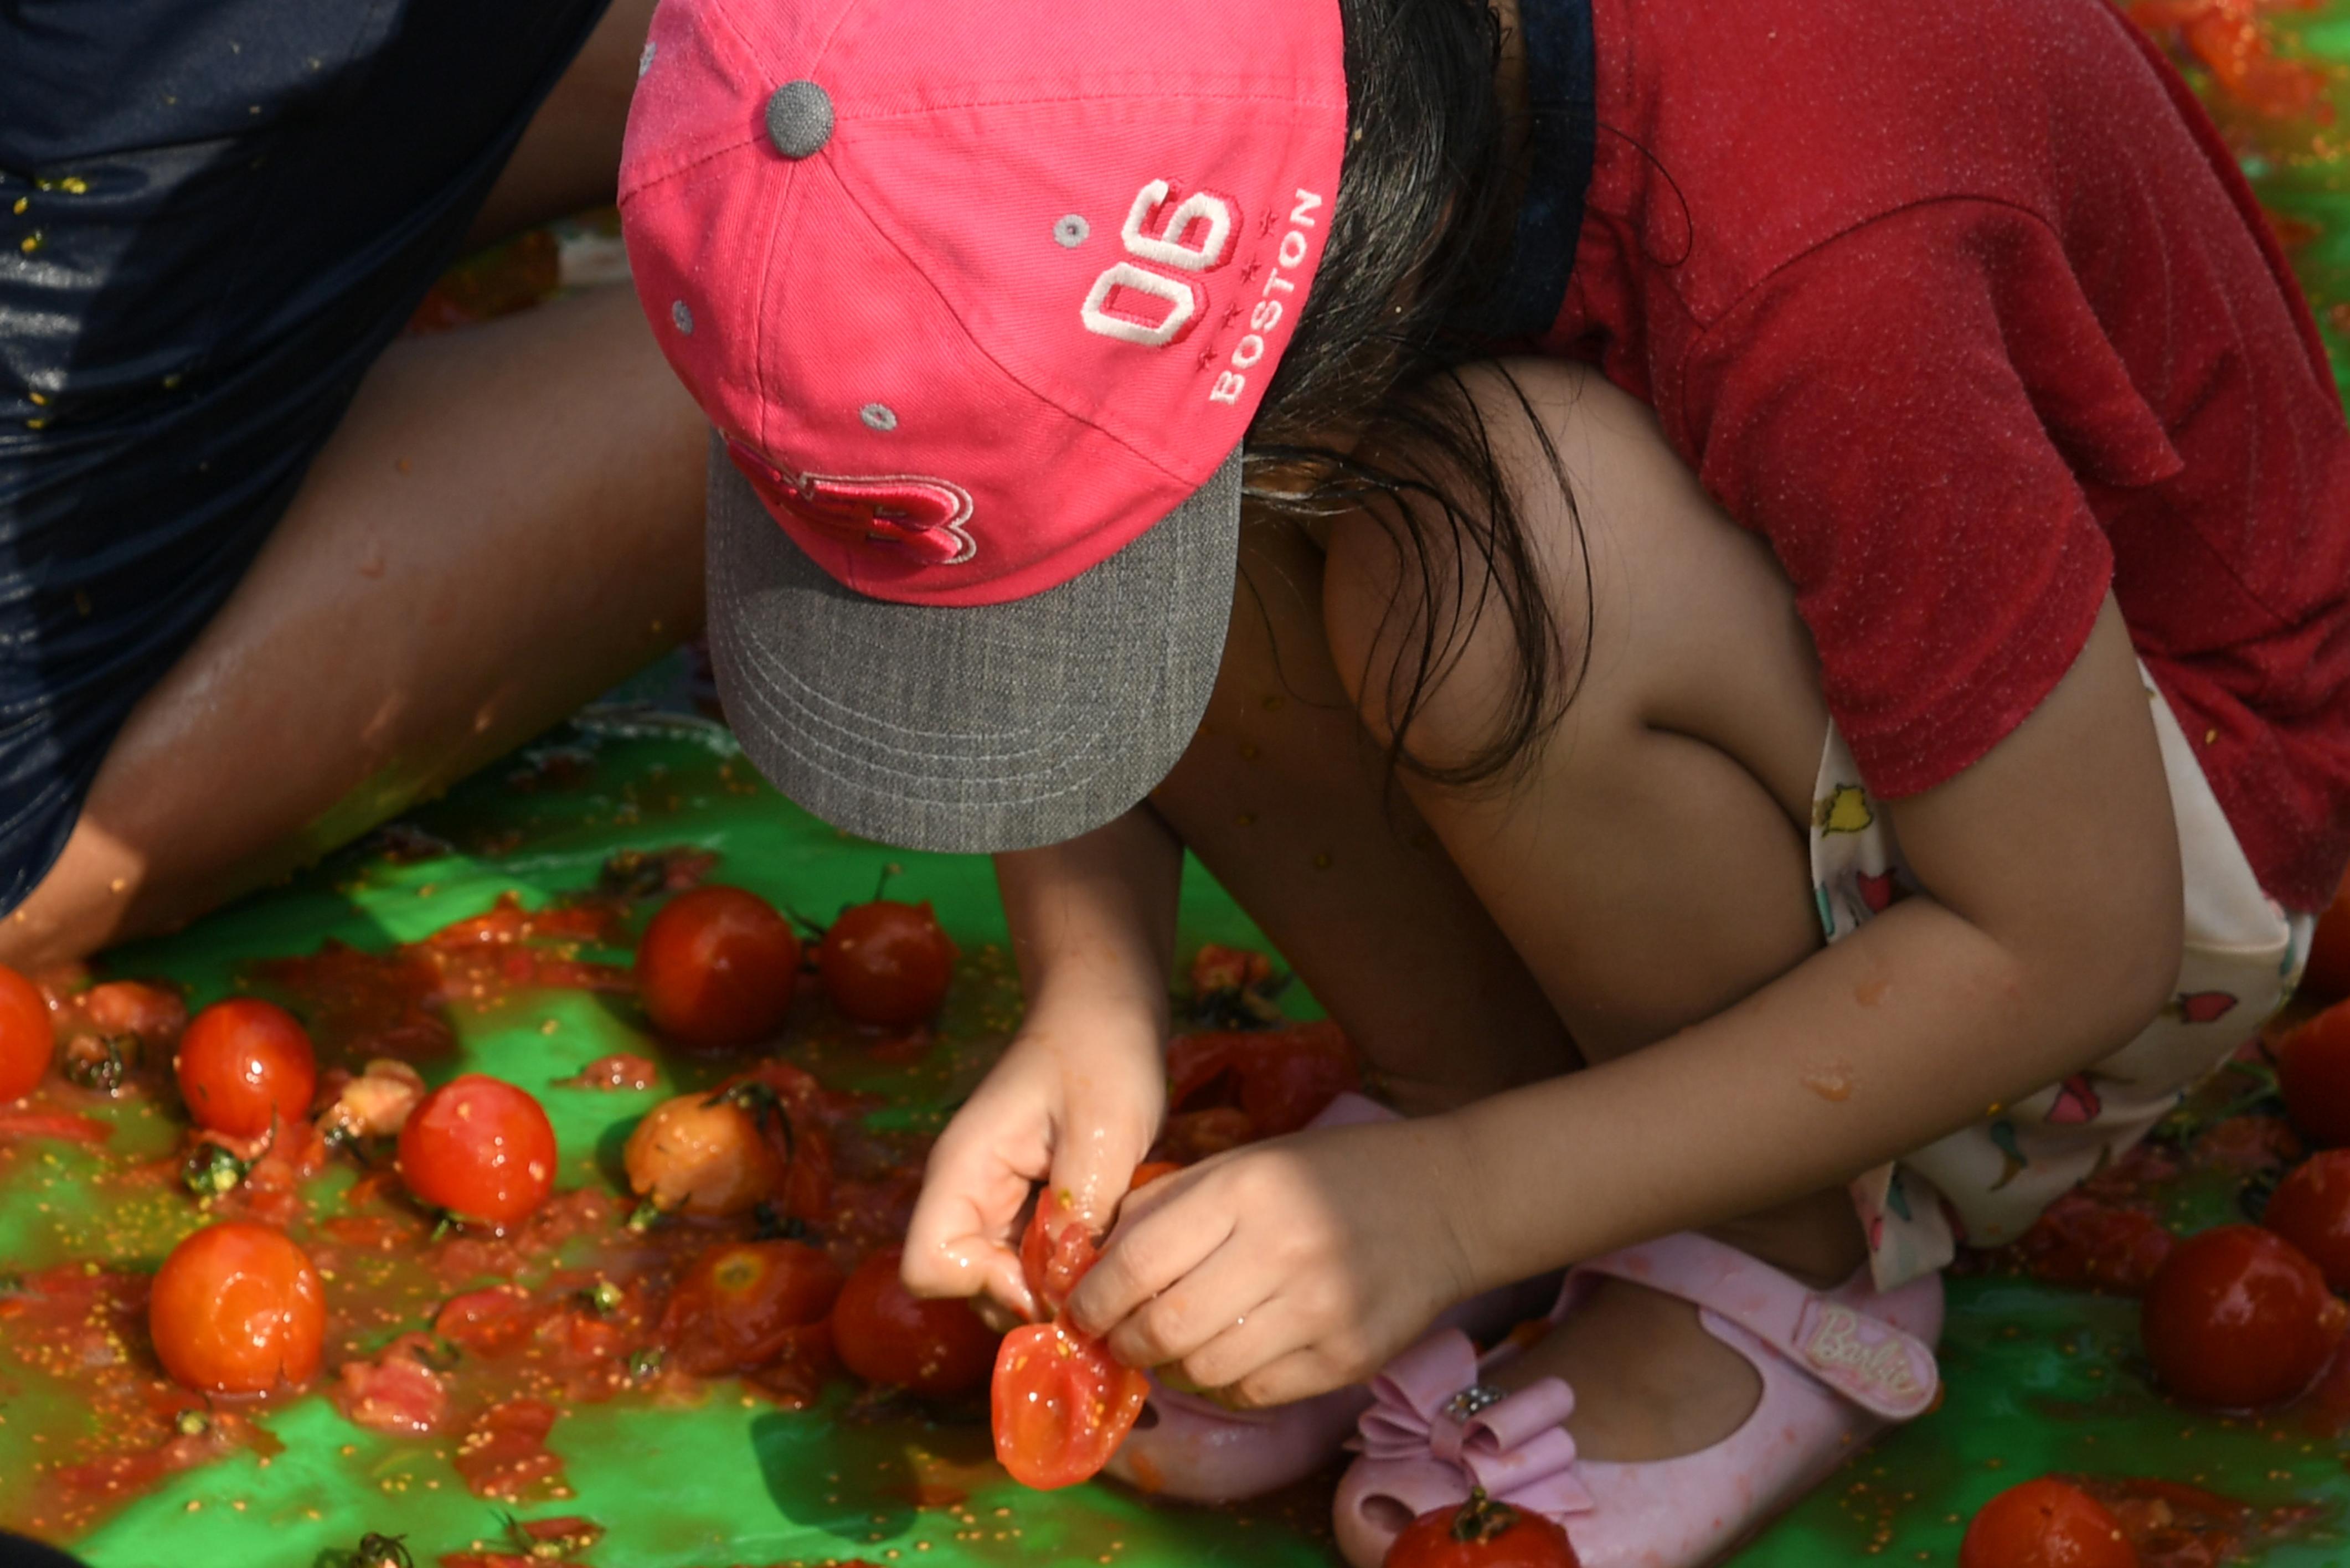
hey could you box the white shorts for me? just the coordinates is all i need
[1817,667,2313,1289]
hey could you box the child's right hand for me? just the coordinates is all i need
[900,994,1167,1321]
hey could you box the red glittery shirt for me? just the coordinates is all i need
[1544,0,2350,910]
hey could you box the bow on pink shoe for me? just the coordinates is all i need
[1334,1231,1947,1568]
[1357,1334,1593,1519]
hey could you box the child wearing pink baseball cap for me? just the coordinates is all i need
[619,0,2350,1558]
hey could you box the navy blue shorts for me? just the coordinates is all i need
[0,0,613,914]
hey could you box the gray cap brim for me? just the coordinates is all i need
[705,438,1238,854]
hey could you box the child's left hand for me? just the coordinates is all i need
[1065,1115,1481,1407]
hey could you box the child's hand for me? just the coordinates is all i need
[901,999,1167,1321]
[1065,1116,1480,1407]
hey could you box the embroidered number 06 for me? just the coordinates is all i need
[1079,180,1238,348]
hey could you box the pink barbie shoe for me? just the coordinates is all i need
[1332,1232,1944,1568]
[1104,1091,1562,1504]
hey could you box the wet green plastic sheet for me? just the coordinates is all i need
[26,8,2350,1562]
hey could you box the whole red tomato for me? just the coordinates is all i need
[2265,1149,2350,1293]
[1385,1490,1581,1567]
[636,886,801,1049]
[2279,1001,2350,1147]
[2142,1225,2348,1409]
[0,963,51,1103]
[176,998,317,1138]
[831,1247,1001,1398]
[1958,1478,2135,1568]
[817,901,955,1028]
[396,1074,559,1227]
[660,1239,843,1377]
[992,1321,1151,1490]
[148,1221,327,1394]
[2300,875,2350,999]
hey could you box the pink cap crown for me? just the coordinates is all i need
[619,0,1349,608]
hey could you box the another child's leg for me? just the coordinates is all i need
[2,286,707,967]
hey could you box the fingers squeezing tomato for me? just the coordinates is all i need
[149,1220,327,1395]
[396,1074,559,1229]
[991,1189,1151,1490]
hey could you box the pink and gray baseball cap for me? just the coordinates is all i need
[618,0,1347,852]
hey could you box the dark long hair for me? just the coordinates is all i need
[1244,0,1585,789]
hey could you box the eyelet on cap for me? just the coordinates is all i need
[766,81,834,159]
[671,300,694,335]
[859,403,898,432]
[637,40,656,77]
[1053,214,1089,248]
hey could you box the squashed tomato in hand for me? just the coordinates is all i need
[992,1185,1150,1489]
[175,998,317,1138]
[818,900,955,1028]
[1959,1478,2135,1568]
[0,962,51,1103]
[659,1239,843,1378]
[148,1221,327,1394]
[2279,1000,2350,1148]
[2263,1149,2350,1293]
[1385,1489,1583,1567]
[396,1074,559,1227]
[636,885,801,1049]
[2141,1225,2348,1409]
[831,1247,1000,1398]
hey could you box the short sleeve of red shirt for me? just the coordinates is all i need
[1678,198,2169,800]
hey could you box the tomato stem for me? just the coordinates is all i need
[1450,1488,1523,1545]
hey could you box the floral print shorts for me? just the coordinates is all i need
[1822,669,2315,1290]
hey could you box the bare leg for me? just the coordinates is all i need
[3,0,695,969]
[1149,520,1578,1115]
[3,286,706,966]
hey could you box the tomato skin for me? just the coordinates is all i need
[2264,1150,2350,1293]
[1385,1492,1583,1567]
[176,998,317,1138]
[2141,1225,2348,1409]
[659,1239,843,1378]
[636,886,801,1049]
[0,963,51,1103]
[623,1092,789,1218]
[991,1321,1151,1490]
[1165,1021,1359,1141]
[817,901,955,1028]
[148,1221,327,1394]
[831,1247,1001,1398]
[396,1074,559,1227]
[1958,1479,2135,1568]
[2279,1002,2350,1147]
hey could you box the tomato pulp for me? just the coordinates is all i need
[831,1247,1000,1399]
[636,885,801,1049]
[659,1239,843,1381]
[397,1074,560,1227]
[175,998,318,1138]
[817,900,955,1028]
[2141,1225,2348,1409]
[991,1189,1151,1489]
[148,1221,327,1394]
